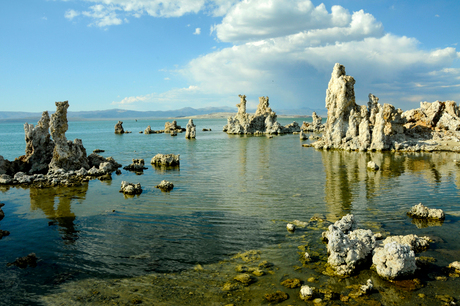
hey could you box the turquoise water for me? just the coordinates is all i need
[0,118,460,305]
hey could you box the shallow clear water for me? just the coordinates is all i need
[1,118,460,305]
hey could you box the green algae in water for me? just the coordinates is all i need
[1,119,460,304]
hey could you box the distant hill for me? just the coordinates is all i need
[0,106,326,121]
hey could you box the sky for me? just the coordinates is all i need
[1,0,459,113]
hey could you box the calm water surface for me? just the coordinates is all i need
[0,118,460,305]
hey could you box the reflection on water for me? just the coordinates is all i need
[1,119,460,304]
[30,185,88,243]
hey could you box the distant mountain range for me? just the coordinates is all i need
[0,106,327,121]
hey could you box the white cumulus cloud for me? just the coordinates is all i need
[65,9,80,20]
[194,28,201,35]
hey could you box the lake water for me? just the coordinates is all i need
[0,117,460,305]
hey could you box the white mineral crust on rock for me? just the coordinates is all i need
[155,180,174,191]
[313,63,460,152]
[120,181,142,195]
[286,223,295,231]
[372,241,416,280]
[150,154,180,166]
[322,214,376,276]
[48,101,89,171]
[360,279,373,294]
[407,203,445,220]
[367,161,380,171]
[299,285,314,301]
[185,119,196,139]
[223,95,299,135]
[381,234,431,253]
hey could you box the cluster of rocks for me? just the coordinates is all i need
[322,214,433,280]
[312,63,460,152]
[407,203,445,220]
[0,102,122,187]
[223,95,300,135]
[143,120,186,135]
[114,121,131,134]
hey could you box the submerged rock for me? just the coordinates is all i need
[185,119,196,139]
[7,253,38,268]
[223,95,299,135]
[280,278,301,288]
[407,203,445,220]
[372,241,416,280]
[233,273,255,286]
[313,63,460,152]
[114,121,124,134]
[151,154,180,166]
[264,291,288,303]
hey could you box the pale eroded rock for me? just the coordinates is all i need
[185,119,196,139]
[407,203,445,220]
[372,241,416,280]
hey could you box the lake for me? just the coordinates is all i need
[0,117,459,305]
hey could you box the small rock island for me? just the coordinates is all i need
[223,95,300,135]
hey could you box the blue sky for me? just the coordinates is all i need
[1,0,459,113]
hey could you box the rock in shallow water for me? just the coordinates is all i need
[119,181,142,195]
[155,180,174,191]
[407,203,445,220]
[372,241,416,280]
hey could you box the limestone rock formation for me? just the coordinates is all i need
[380,234,431,253]
[313,63,460,152]
[185,119,196,139]
[151,154,180,166]
[114,121,124,134]
[123,159,148,172]
[0,102,121,187]
[164,121,184,134]
[322,215,376,276]
[119,181,142,195]
[367,161,379,171]
[144,125,153,134]
[155,180,174,191]
[301,112,325,132]
[223,95,299,135]
[299,285,314,301]
[17,111,55,174]
[48,101,90,171]
[372,241,416,280]
[407,203,445,220]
